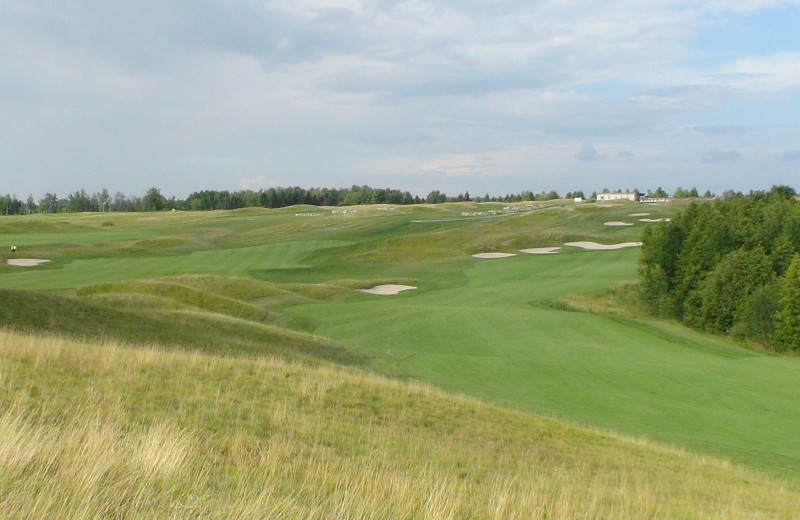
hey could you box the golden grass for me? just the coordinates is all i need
[2,329,799,519]
[556,281,648,318]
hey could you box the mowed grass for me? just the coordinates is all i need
[3,329,800,519]
[3,201,800,483]
[0,240,354,290]
[285,247,800,479]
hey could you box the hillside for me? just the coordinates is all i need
[3,200,800,483]
[2,329,799,519]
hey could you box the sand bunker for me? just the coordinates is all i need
[565,242,643,250]
[359,284,417,295]
[472,252,517,259]
[6,258,51,267]
[629,213,650,217]
[639,218,670,222]
[519,247,561,255]
[603,221,634,226]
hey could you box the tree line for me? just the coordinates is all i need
[0,186,563,214]
[0,185,580,214]
[638,185,800,350]
[2,184,721,216]
[0,186,420,214]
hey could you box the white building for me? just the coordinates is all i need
[596,192,638,202]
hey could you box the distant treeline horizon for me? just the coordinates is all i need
[0,183,788,215]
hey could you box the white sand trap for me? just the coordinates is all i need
[565,242,643,250]
[629,212,649,217]
[6,258,51,267]
[519,247,561,255]
[359,284,417,295]
[639,218,670,222]
[472,252,517,259]
[603,221,634,226]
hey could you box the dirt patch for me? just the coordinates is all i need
[358,284,417,295]
[472,252,517,259]
[6,258,51,267]
[519,247,560,255]
[564,242,642,250]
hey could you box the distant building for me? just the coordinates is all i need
[596,192,639,202]
[574,197,583,203]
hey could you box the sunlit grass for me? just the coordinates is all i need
[2,329,799,519]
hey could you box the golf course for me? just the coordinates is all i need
[3,199,800,517]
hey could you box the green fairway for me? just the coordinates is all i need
[0,240,354,290]
[282,248,800,477]
[2,201,799,480]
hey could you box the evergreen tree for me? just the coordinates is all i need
[773,255,800,351]
[694,246,773,333]
[732,282,781,348]
[143,187,166,211]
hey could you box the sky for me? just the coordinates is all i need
[1,0,799,199]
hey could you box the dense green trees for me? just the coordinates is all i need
[639,186,800,350]
[773,255,800,350]
[0,194,23,215]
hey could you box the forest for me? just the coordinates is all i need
[638,185,800,350]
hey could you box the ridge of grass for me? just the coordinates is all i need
[0,288,364,366]
[2,328,800,519]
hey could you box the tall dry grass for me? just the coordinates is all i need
[1,329,799,519]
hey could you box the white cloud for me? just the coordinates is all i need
[702,148,742,163]
[240,175,267,191]
[686,125,750,135]
[717,52,800,90]
[575,144,608,161]
[780,149,800,161]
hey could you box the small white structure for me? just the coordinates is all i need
[574,197,583,203]
[596,192,638,202]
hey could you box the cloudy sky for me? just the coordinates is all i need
[1,0,799,199]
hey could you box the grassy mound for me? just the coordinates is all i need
[0,287,362,366]
[2,329,799,519]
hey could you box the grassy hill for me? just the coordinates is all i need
[2,329,799,519]
[3,199,800,492]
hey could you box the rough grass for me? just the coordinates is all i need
[0,288,364,366]
[2,329,800,519]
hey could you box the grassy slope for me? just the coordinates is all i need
[2,329,799,519]
[0,279,365,367]
[3,200,799,482]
